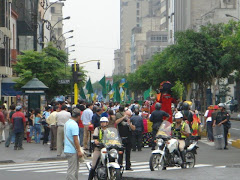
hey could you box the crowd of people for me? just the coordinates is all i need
[0,99,232,180]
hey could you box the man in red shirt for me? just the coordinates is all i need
[0,106,5,143]
[11,106,26,150]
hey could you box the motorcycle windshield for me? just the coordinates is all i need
[156,120,172,138]
[102,127,122,147]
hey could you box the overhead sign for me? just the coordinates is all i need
[58,79,70,85]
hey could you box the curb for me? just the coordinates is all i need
[232,139,240,149]
[37,157,67,161]
[0,160,15,164]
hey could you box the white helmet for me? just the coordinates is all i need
[175,112,183,119]
[100,117,109,123]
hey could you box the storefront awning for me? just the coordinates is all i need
[1,83,22,96]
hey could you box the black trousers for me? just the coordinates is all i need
[151,129,158,148]
[118,137,132,169]
[132,131,143,150]
[224,126,229,148]
[15,132,24,148]
[43,126,50,143]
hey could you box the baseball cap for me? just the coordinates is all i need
[16,106,22,111]
[175,112,183,119]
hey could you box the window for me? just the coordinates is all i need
[170,30,172,38]
[51,7,55,13]
[137,10,140,15]
[137,2,140,8]
[137,17,140,23]
[151,35,168,42]
[136,24,140,27]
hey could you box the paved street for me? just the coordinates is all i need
[0,120,239,179]
[0,138,240,180]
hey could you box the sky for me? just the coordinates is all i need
[58,0,120,83]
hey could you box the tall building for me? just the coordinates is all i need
[0,0,11,75]
[118,0,149,75]
[113,49,121,75]
[50,2,66,50]
[168,0,234,43]
[130,0,170,72]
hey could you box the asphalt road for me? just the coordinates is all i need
[0,139,240,180]
[229,120,240,140]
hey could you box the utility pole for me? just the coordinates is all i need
[72,60,83,105]
[33,0,39,51]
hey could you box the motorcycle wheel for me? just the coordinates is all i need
[149,154,165,171]
[185,152,195,168]
[109,167,121,180]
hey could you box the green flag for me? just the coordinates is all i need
[99,76,106,98]
[80,87,86,99]
[106,81,112,92]
[123,82,129,89]
[114,87,121,102]
[86,78,93,94]
[144,87,152,100]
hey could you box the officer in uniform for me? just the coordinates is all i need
[171,112,191,164]
[213,103,230,150]
[88,117,109,180]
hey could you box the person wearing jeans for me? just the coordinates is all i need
[11,106,26,150]
[34,108,42,144]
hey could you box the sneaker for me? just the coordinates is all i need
[224,147,228,150]
[18,147,24,150]
[132,149,136,152]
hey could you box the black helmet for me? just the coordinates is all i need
[182,102,189,110]
[155,103,161,110]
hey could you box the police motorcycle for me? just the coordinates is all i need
[86,127,123,180]
[149,121,199,171]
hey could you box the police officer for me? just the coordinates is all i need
[150,103,169,150]
[181,102,193,130]
[213,103,230,150]
[171,112,191,164]
[88,117,109,180]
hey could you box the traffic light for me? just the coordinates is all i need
[97,61,100,69]
[72,64,83,84]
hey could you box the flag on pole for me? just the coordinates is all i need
[109,89,115,99]
[119,78,126,87]
[80,87,86,99]
[106,81,112,93]
[99,76,107,98]
[144,87,152,100]
[123,82,129,89]
[114,87,121,102]
[120,87,125,101]
[86,78,93,94]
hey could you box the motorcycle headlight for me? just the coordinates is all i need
[109,149,118,159]
[157,139,164,146]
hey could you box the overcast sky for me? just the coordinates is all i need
[59,0,120,83]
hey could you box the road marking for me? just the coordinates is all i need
[231,128,240,131]
[0,160,220,175]
[215,166,226,168]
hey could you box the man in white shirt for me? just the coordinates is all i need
[56,105,71,156]
[81,103,93,150]
[46,106,59,150]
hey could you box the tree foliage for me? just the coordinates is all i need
[13,43,86,101]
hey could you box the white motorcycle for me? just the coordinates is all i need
[86,128,123,180]
[149,121,199,171]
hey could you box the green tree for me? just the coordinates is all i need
[13,44,85,101]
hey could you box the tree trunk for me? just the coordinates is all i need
[186,83,192,101]
[211,78,218,106]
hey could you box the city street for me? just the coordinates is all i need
[0,120,240,180]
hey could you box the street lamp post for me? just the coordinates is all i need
[57,36,74,50]
[225,14,240,21]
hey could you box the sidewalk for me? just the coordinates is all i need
[0,141,64,163]
[229,112,240,120]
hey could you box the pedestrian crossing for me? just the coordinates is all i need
[199,137,234,147]
[0,160,222,175]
